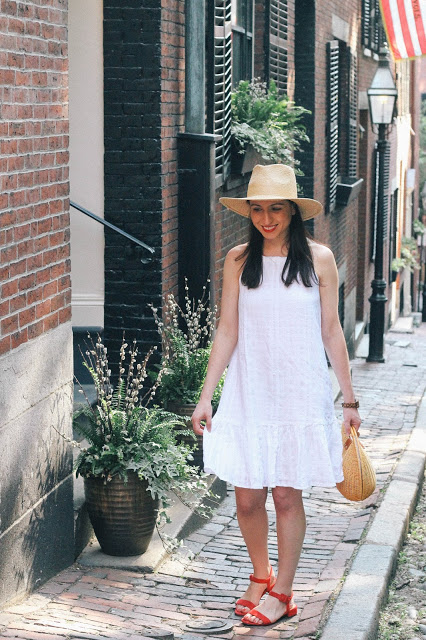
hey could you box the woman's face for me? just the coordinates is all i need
[249,200,293,242]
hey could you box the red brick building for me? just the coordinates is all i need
[0,0,421,605]
[0,0,74,606]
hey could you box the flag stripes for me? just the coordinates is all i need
[380,0,426,60]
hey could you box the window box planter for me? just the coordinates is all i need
[231,139,264,175]
[335,177,364,207]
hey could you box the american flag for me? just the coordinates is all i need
[380,0,426,60]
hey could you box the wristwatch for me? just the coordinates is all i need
[341,400,359,409]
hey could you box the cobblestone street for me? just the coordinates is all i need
[1,325,426,640]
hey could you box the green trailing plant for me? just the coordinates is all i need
[58,335,216,528]
[391,237,421,273]
[150,280,225,411]
[231,78,310,171]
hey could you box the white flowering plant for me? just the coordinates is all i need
[68,335,214,522]
[150,280,225,411]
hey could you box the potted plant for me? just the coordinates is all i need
[230,78,310,175]
[65,335,212,557]
[150,281,225,469]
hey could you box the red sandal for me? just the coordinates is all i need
[234,566,276,616]
[241,590,297,626]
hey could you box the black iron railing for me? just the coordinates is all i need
[70,201,155,263]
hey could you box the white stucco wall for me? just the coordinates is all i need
[69,0,104,327]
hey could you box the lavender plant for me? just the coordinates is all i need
[150,280,225,410]
[67,335,214,522]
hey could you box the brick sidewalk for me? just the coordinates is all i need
[1,325,426,640]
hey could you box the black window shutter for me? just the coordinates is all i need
[362,0,371,48]
[373,0,380,51]
[382,144,391,241]
[269,0,288,96]
[348,50,358,179]
[338,282,345,329]
[327,40,339,212]
[371,146,378,261]
[371,143,391,257]
[214,0,232,183]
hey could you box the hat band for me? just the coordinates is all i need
[246,193,298,200]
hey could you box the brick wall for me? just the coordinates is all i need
[0,0,70,357]
[161,0,184,301]
[0,0,74,605]
[310,1,364,341]
[214,178,251,312]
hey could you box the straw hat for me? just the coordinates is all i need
[219,164,323,221]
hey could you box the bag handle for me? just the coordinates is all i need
[343,425,363,451]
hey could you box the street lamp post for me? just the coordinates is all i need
[366,47,397,363]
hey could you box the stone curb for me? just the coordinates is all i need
[320,392,426,640]
[76,474,227,573]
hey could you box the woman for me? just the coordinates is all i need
[191,164,361,627]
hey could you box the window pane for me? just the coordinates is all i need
[232,32,252,86]
[232,31,243,86]
[233,0,252,31]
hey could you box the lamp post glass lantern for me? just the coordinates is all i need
[367,46,397,363]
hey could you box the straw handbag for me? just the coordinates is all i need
[336,425,376,502]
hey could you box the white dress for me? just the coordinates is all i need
[203,255,344,490]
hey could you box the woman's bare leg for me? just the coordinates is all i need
[243,487,305,624]
[234,486,270,615]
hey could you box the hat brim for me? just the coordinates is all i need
[219,196,323,221]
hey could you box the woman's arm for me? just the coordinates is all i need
[191,246,243,434]
[315,245,362,435]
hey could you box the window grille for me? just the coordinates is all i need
[269,0,288,95]
[327,40,339,212]
[214,0,232,182]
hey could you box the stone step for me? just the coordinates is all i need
[389,315,414,333]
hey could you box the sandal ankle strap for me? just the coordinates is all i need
[269,590,293,603]
[249,566,273,585]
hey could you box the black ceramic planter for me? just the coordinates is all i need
[84,472,159,556]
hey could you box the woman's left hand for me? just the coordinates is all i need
[343,407,362,436]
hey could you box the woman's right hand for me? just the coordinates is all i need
[191,399,213,435]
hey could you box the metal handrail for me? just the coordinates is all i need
[70,201,155,261]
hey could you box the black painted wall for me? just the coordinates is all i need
[103,1,163,371]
